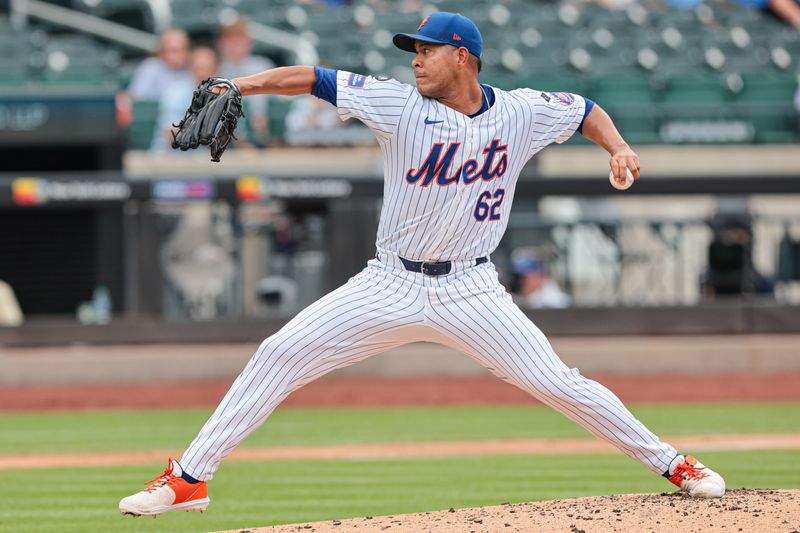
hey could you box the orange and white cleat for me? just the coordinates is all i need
[666,454,726,498]
[119,458,209,516]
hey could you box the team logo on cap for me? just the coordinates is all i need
[418,16,430,30]
[453,33,462,40]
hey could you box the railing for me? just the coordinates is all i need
[151,206,800,321]
[498,214,800,309]
[8,0,318,64]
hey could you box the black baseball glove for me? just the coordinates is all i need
[171,77,244,162]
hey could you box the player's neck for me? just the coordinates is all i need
[437,79,484,116]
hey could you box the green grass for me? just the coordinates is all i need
[0,403,798,454]
[0,403,797,532]
[0,450,798,533]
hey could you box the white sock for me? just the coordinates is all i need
[668,454,685,475]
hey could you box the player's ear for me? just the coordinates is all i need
[456,47,470,67]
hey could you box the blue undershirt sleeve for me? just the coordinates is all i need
[578,97,595,134]
[311,66,338,106]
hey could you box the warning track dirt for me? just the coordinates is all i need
[2,433,799,470]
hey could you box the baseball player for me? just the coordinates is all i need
[120,12,725,516]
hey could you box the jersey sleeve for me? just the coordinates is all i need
[521,89,587,155]
[336,71,412,142]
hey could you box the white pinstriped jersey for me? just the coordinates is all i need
[177,72,683,485]
[336,70,587,262]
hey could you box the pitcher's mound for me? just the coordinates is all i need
[220,489,799,533]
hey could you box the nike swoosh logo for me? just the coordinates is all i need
[424,118,443,125]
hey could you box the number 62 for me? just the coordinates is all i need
[474,189,505,221]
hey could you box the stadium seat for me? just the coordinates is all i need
[170,0,219,32]
[660,102,754,143]
[242,4,293,28]
[0,59,28,86]
[734,102,798,143]
[723,49,772,74]
[0,34,29,60]
[39,35,117,86]
[657,9,708,34]
[520,72,587,95]
[481,69,519,89]
[586,8,633,34]
[603,104,662,144]
[590,71,656,106]
[75,0,156,33]
[374,12,425,34]
[662,72,730,104]
[5,0,794,146]
[267,96,294,141]
[580,51,639,76]
[736,72,799,104]
[128,100,159,150]
[43,62,108,85]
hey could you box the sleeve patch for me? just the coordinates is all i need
[550,92,575,106]
[348,73,366,88]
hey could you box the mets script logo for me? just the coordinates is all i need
[405,139,508,187]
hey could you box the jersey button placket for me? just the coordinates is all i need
[464,124,472,153]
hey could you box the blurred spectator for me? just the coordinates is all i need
[0,280,23,326]
[270,215,301,277]
[151,46,219,152]
[285,95,344,145]
[702,214,774,297]
[510,251,571,309]
[128,28,192,100]
[217,16,275,145]
[285,78,375,146]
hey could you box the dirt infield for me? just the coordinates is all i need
[2,433,799,470]
[215,489,800,533]
[3,374,800,411]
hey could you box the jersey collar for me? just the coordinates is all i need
[467,84,495,119]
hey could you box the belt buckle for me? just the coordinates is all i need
[421,261,450,276]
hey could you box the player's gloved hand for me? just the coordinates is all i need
[609,142,640,183]
[171,77,244,162]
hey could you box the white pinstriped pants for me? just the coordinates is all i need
[181,254,678,480]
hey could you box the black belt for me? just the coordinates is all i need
[400,256,488,276]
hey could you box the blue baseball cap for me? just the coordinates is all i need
[393,12,483,59]
[511,257,546,275]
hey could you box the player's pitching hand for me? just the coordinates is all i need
[609,143,640,184]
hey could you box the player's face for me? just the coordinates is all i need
[412,42,458,97]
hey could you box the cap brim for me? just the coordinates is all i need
[392,32,449,53]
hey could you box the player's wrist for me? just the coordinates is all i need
[230,78,245,95]
[609,141,630,156]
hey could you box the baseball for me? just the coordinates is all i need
[609,167,635,190]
